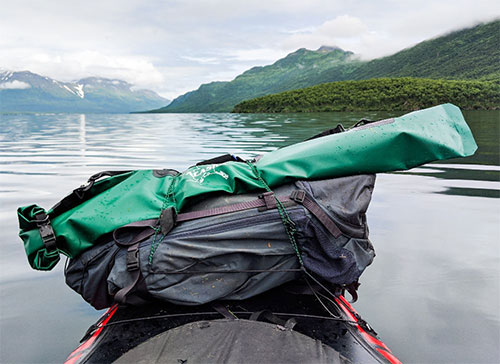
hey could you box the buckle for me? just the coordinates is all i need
[258,192,275,210]
[33,214,49,224]
[258,191,273,199]
[290,190,306,203]
[126,248,139,271]
[73,181,94,199]
[35,213,58,252]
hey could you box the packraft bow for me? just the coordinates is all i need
[18,103,477,273]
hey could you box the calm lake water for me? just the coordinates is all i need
[0,110,499,363]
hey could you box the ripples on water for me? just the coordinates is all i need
[0,111,498,363]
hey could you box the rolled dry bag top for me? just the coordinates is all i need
[18,103,477,270]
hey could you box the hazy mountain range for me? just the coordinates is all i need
[151,20,499,113]
[0,71,169,113]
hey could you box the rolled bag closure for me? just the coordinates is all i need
[18,205,60,270]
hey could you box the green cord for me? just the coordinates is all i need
[148,226,166,264]
[149,176,178,263]
[246,161,304,266]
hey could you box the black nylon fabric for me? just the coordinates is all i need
[113,319,350,364]
[65,240,120,309]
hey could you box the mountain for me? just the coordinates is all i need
[0,71,169,113]
[152,20,499,113]
[150,47,361,113]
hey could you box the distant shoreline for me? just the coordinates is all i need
[232,78,500,113]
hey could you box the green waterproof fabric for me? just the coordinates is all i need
[18,104,477,270]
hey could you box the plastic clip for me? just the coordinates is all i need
[35,213,57,252]
[290,190,306,203]
[126,245,140,271]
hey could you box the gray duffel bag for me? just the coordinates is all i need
[65,174,376,309]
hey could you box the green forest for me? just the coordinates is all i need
[232,78,500,113]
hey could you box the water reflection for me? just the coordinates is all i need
[79,114,86,157]
[440,186,500,198]
[398,163,500,199]
[0,110,498,363]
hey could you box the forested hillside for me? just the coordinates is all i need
[233,78,500,113]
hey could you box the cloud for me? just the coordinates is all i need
[0,80,31,90]
[182,56,220,65]
[0,0,498,98]
[282,15,390,58]
[318,15,368,38]
[1,49,165,90]
[226,48,290,62]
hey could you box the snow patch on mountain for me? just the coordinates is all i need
[74,84,84,98]
[63,85,76,95]
[0,71,13,81]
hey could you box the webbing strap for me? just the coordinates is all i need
[112,219,158,247]
[290,190,342,238]
[212,303,237,320]
[249,310,297,330]
[196,153,243,166]
[176,194,293,222]
[114,242,142,304]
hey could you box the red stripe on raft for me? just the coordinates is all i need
[334,297,358,322]
[377,348,403,364]
[357,325,390,351]
[64,305,118,364]
[65,353,82,364]
[339,295,356,312]
[335,296,398,359]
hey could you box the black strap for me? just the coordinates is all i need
[344,280,360,303]
[290,190,342,238]
[212,303,237,320]
[249,310,296,330]
[153,169,179,178]
[114,242,144,305]
[112,219,159,247]
[34,212,58,252]
[351,118,374,128]
[350,117,395,131]
[196,153,244,166]
[74,170,132,199]
[112,219,160,305]
[306,124,345,141]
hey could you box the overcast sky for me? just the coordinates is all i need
[1,0,498,99]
